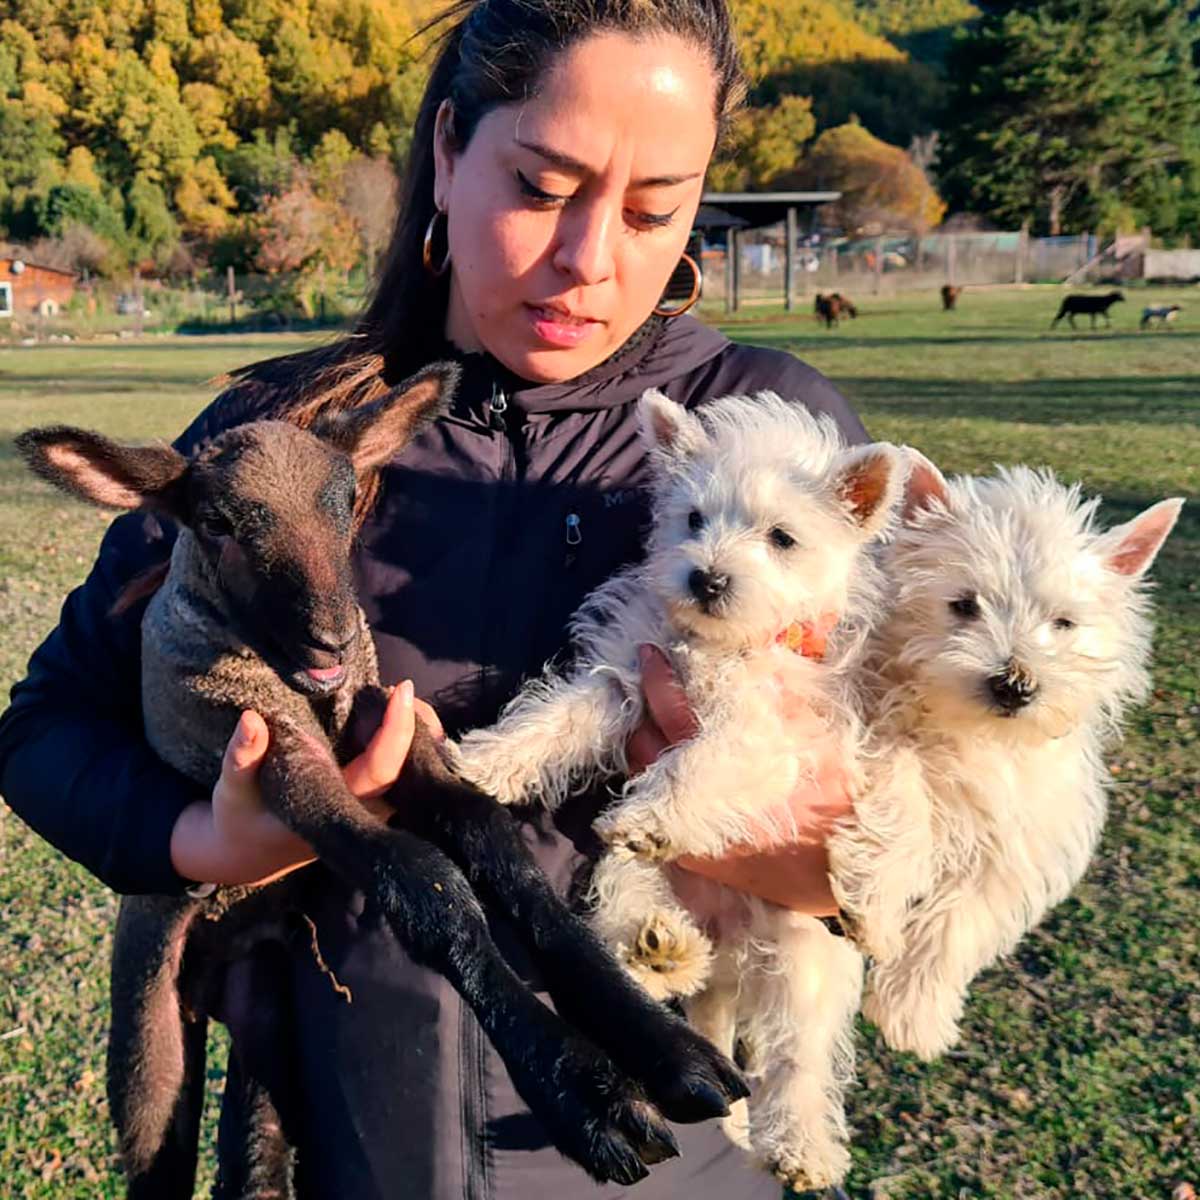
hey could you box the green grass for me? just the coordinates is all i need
[1,288,1197,1197]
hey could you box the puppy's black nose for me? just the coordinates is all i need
[987,668,1037,713]
[689,568,730,605]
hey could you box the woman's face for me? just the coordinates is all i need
[433,31,719,383]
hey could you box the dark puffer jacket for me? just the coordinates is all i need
[0,314,866,1199]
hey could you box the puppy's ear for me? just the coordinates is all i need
[1097,497,1183,578]
[901,448,951,523]
[637,389,708,459]
[834,443,904,535]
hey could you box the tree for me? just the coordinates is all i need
[709,94,817,190]
[939,0,1200,234]
[791,119,946,233]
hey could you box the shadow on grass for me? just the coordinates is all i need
[833,375,1200,426]
[723,325,1200,351]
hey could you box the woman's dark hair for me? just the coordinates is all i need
[231,0,744,518]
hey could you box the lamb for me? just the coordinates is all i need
[815,292,858,328]
[1050,291,1124,329]
[15,366,746,1199]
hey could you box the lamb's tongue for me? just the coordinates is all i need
[306,665,344,683]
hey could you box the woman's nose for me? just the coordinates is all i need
[552,199,618,286]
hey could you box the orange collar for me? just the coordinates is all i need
[774,612,839,660]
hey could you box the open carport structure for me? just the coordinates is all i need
[697,191,841,312]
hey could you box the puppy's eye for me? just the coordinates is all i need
[687,509,705,532]
[198,511,234,540]
[949,594,980,619]
[768,527,796,551]
[1053,616,1076,631]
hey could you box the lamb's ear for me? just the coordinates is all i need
[15,426,187,513]
[316,361,459,473]
[901,447,951,523]
[637,389,708,459]
[1097,497,1183,577]
[833,443,904,535]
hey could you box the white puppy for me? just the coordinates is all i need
[456,389,905,1190]
[830,459,1182,1062]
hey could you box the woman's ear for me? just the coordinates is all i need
[432,99,458,210]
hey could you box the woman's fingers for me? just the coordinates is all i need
[639,645,699,743]
[343,681,417,801]
[221,709,269,785]
[413,696,444,740]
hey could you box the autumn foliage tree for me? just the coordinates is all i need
[791,120,946,233]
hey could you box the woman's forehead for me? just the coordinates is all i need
[501,31,718,175]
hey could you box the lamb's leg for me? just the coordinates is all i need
[863,865,1036,1060]
[259,717,679,1185]
[745,917,863,1193]
[211,1059,295,1200]
[453,671,632,808]
[398,726,747,1125]
[107,894,208,1200]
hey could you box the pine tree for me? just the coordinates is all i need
[940,0,1200,234]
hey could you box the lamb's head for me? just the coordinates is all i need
[879,453,1182,743]
[16,362,457,696]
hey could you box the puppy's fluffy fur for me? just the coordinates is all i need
[830,460,1182,1061]
[457,390,905,1190]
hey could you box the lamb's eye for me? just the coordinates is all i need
[199,511,234,540]
[949,594,981,619]
[1053,616,1076,631]
[769,527,796,550]
[687,509,705,532]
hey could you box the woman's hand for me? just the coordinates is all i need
[627,646,850,916]
[170,682,442,888]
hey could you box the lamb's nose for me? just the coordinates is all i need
[308,626,358,655]
[987,665,1038,713]
[688,568,730,604]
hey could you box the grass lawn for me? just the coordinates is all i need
[0,286,1196,1198]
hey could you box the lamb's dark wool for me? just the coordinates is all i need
[1051,291,1125,329]
[14,369,746,1198]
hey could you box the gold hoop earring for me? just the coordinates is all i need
[654,253,701,318]
[422,209,451,278]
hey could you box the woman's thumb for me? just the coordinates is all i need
[224,710,269,776]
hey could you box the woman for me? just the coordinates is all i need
[0,1,866,1195]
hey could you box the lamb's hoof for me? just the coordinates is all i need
[628,915,712,999]
[594,810,674,861]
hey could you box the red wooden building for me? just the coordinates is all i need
[0,258,77,319]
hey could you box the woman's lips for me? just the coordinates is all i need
[526,304,603,348]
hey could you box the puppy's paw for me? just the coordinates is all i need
[626,913,713,1000]
[767,1136,850,1193]
[862,984,959,1061]
[594,807,676,861]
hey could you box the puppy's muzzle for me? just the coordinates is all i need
[986,661,1038,715]
[688,568,730,613]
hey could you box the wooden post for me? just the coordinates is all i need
[730,228,741,313]
[784,207,797,312]
[1015,222,1029,285]
[947,234,957,286]
[133,267,143,338]
[724,231,734,314]
[874,234,884,295]
[227,265,237,325]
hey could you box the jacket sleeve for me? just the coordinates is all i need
[0,383,273,895]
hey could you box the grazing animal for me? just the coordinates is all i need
[1051,290,1125,329]
[15,370,746,1198]
[457,390,905,1192]
[814,292,858,328]
[940,284,961,311]
[1141,303,1182,329]
[830,459,1182,1062]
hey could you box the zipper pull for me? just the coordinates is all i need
[564,512,582,568]
[487,385,508,432]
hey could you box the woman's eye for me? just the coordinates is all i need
[949,594,981,619]
[516,170,570,208]
[1053,616,1076,631]
[769,527,796,550]
[629,207,678,231]
[687,509,704,532]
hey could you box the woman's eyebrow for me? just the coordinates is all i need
[514,137,702,188]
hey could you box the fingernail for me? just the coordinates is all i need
[399,680,414,708]
[235,712,252,746]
